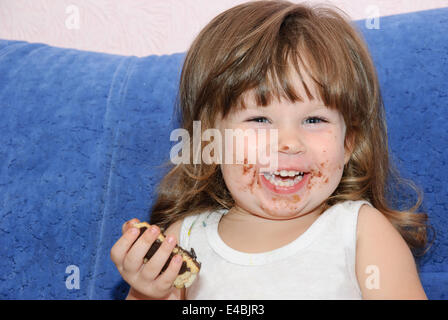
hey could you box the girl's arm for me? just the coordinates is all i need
[125,218,186,300]
[355,205,428,299]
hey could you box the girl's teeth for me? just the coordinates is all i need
[278,170,304,177]
[263,172,304,187]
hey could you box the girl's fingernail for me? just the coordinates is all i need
[129,228,138,235]
[167,236,175,244]
[174,255,182,263]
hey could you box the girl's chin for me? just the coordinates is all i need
[255,200,305,219]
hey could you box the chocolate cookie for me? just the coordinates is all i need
[133,222,201,289]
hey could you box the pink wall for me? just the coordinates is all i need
[1,0,447,56]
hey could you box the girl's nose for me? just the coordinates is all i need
[278,128,305,154]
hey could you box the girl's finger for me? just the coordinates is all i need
[122,218,140,234]
[110,226,141,270]
[139,234,178,281]
[123,226,160,274]
[153,254,184,291]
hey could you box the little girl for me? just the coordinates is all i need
[111,0,431,300]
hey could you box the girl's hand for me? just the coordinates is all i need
[110,218,184,300]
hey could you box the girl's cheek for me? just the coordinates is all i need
[307,153,345,190]
[222,159,258,194]
[223,129,258,166]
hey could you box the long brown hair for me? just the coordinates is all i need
[149,0,433,257]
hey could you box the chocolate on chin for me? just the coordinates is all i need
[132,222,201,289]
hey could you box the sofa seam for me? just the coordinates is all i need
[88,55,137,299]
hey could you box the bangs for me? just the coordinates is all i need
[235,44,324,112]
[180,1,377,134]
[216,5,373,132]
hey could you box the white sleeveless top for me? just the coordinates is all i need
[179,200,372,300]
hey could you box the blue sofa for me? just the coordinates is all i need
[0,8,447,299]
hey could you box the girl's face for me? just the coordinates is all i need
[217,81,353,220]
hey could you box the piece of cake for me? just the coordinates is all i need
[132,222,201,289]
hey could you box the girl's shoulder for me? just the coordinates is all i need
[164,217,185,244]
[355,204,427,299]
[181,207,226,229]
[356,203,402,245]
[174,208,225,248]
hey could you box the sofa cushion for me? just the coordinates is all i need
[0,7,447,299]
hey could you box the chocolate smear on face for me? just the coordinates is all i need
[243,164,254,175]
[307,170,322,190]
[240,157,258,191]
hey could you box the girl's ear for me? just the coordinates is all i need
[344,132,356,166]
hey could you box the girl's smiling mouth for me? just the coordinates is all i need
[241,159,314,196]
[259,170,311,195]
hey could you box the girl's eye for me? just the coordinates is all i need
[247,116,327,124]
[248,117,270,124]
[305,117,327,124]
